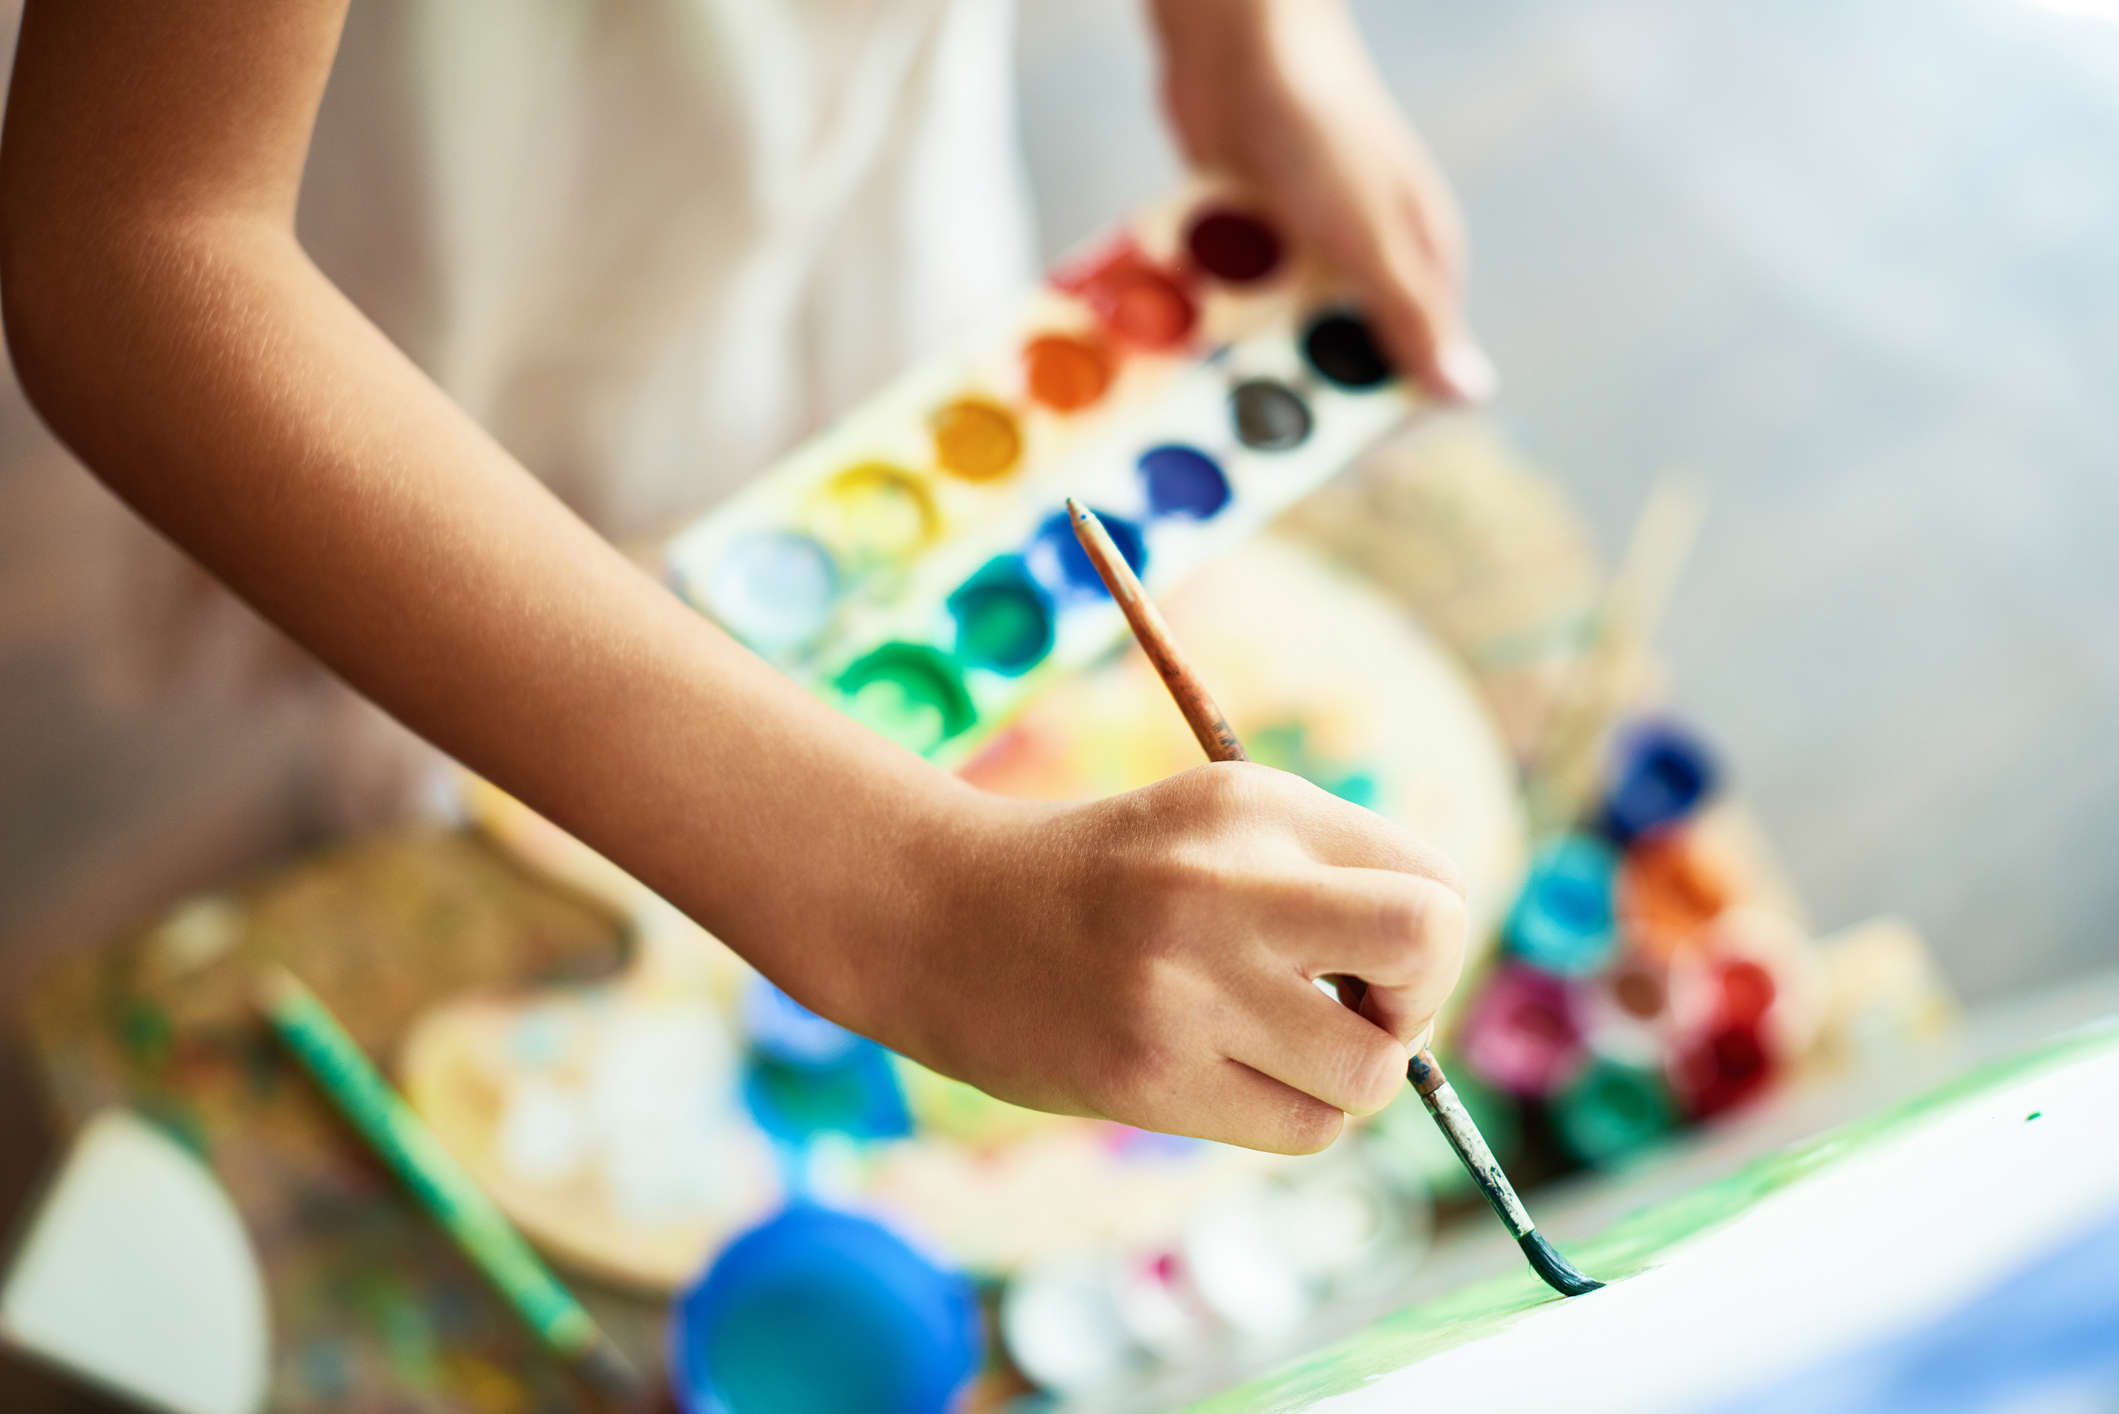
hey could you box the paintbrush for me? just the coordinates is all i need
[1065,498,1603,1298]
[255,965,649,1406]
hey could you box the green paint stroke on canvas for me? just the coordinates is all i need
[1191,1023,2119,1412]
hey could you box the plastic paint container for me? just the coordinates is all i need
[1668,1016,1774,1119]
[947,557,1056,676]
[1602,720,1719,843]
[1136,444,1230,520]
[1506,834,1621,976]
[1458,964,1587,1099]
[741,979,860,1069]
[1183,207,1283,284]
[805,462,940,569]
[832,643,977,755]
[1229,379,1313,451]
[1000,1255,1140,1394]
[928,398,1022,481]
[1617,824,1735,960]
[1179,1196,1316,1338]
[1021,334,1113,413]
[741,1046,910,1147]
[1027,506,1147,600]
[1299,310,1393,389]
[670,1205,981,1414]
[705,531,840,653]
[1553,1056,1678,1168]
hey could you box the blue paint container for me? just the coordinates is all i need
[739,979,909,1147]
[742,978,861,1069]
[1601,720,1718,843]
[1506,834,1620,976]
[670,1205,982,1414]
[1027,506,1147,600]
[1137,444,1230,520]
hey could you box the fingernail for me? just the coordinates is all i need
[1437,340,1499,403]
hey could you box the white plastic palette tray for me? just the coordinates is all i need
[665,182,1427,768]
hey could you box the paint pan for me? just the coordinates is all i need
[1183,207,1285,285]
[804,462,940,570]
[1602,719,1719,843]
[832,642,977,755]
[1055,243,1197,350]
[1553,1056,1679,1168]
[1022,333,1115,413]
[929,397,1023,481]
[1505,834,1621,976]
[1136,444,1230,520]
[1229,379,1313,451]
[704,531,841,654]
[1300,310,1394,389]
[670,1204,980,1414]
[947,556,1056,676]
[1027,506,1147,600]
[1458,963,1588,1099]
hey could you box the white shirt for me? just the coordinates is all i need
[304,0,1036,538]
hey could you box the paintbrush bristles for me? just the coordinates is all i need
[1064,498,1247,763]
[1519,1231,1606,1296]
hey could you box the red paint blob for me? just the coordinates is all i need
[1095,268,1195,349]
[1184,207,1284,284]
[1021,333,1113,412]
[1671,1019,1774,1118]
[1052,239,1197,351]
[1715,958,1777,1028]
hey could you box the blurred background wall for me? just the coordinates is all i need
[5,0,2118,1001]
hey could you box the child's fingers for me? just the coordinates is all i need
[1318,171,1490,407]
[1266,866,1467,990]
[1361,237,1494,406]
[1221,970,1410,1118]
[1266,773,1466,895]
[1174,1059,1350,1156]
[1358,986,1446,1056]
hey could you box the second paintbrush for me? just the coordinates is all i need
[1064,497,1602,1299]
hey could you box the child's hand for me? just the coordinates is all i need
[864,764,1467,1155]
[1150,0,1494,403]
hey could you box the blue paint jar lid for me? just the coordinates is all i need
[670,1204,983,1414]
[1601,720,1718,843]
[1505,834,1620,977]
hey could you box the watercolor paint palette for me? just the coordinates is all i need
[665,182,1428,765]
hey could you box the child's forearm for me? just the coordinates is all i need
[3,191,978,1028]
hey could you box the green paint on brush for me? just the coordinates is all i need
[1188,1023,2119,1412]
